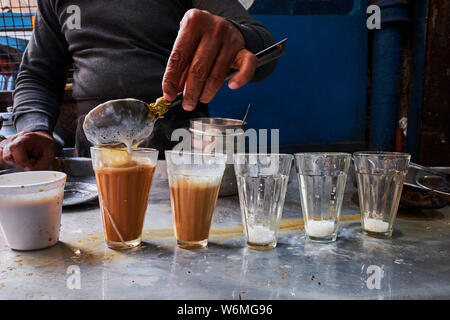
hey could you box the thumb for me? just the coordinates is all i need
[228,49,257,90]
[31,146,55,171]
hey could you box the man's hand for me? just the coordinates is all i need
[0,131,55,171]
[163,9,257,111]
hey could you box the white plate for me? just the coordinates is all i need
[63,182,98,206]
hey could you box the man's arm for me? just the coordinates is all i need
[0,1,71,170]
[193,0,276,81]
[13,0,71,134]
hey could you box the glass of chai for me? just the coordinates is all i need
[91,146,158,249]
[165,151,227,249]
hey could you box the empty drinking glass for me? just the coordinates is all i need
[234,153,293,250]
[295,153,351,243]
[354,152,410,238]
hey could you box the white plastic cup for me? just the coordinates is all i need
[0,171,67,250]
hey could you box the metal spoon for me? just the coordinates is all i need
[242,104,251,123]
[83,39,287,147]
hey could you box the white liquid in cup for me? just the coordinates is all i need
[0,171,66,251]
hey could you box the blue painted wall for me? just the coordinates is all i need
[209,0,368,152]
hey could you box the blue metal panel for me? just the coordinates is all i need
[209,0,368,152]
[406,0,427,161]
[369,0,410,151]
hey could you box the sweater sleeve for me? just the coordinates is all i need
[13,0,71,134]
[192,0,277,82]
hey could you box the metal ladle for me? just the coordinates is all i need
[408,162,450,196]
[83,39,287,148]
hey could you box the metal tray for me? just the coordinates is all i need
[63,181,98,206]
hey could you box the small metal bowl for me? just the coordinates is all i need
[189,117,247,134]
[189,118,247,197]
[54,157,94,177]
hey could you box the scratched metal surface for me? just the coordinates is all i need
[0,161,449,299]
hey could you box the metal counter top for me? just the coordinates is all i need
[0,161,449,299]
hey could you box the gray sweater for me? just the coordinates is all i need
[12,0,275,152]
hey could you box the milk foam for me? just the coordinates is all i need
[170,171,223,188]
[83,99,156,150]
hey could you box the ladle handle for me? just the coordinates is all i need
[409,162,449,179]
[169,38,287,108]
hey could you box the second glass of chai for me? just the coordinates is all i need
[91,147,158,249]
[295,153,351,243]
[354,152,410,238]
[234,153,293,250]
[166,151,227,249]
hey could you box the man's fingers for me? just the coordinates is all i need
[163,24,201,102]
[0,147,5,169]
[0,138,14,169]
[1,143,15,168]
[32,148,54,171]
[164,10,251,106]
[3,142,32,171]
[0,131,55,171]
[199,46,236,104]
[177,65,190,93]
[228,49,257,90]
[182,37,220,111]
